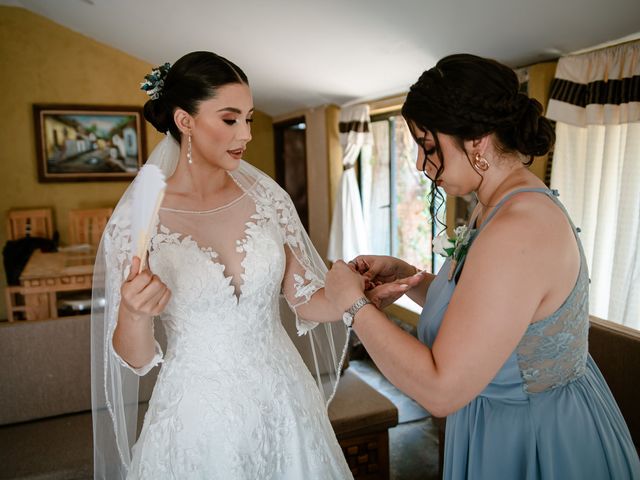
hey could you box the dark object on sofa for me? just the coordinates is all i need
[2,232,59,285]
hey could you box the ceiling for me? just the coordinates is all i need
[3,0,640,116]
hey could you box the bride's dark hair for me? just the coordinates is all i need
[143,51,249,143]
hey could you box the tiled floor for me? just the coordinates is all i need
[350,359,440,480]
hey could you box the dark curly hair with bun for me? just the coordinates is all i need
[401,53,555,226]
[402,53,555,166]
[143,51,248,143]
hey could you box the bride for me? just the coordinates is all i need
[90,51,353,480]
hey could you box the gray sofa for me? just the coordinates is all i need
[588,316,640,453]
[0,299,398,479]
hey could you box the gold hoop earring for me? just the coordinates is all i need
[187,131,193,165]
[473,152,489,172]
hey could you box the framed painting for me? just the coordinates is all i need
[33,104,146,182]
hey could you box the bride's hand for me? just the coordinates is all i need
[120,256,172,319]
[325,260,368,313]
[348,255,418,289]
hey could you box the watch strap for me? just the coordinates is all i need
[346,296,371,316]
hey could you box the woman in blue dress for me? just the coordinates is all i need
[325,54,640,479]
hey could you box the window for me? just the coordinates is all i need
[360,112,447,277]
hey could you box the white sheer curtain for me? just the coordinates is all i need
[547,41,640,329]
[361,120,390,256]
[327,105,372,262]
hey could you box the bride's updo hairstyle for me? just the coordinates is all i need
[143,51,249,143]
[402,53,555,172]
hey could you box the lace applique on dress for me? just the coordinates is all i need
[516,239,590,393]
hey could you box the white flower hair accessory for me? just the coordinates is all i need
[140,62,171,100]
[433,225,473,281]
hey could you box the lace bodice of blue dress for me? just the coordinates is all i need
[418,188,640,479]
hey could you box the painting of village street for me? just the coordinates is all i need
[34,105,145,182]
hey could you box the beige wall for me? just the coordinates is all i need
[0,6,273,319]
[525,61,558,182]
[304,105,341,260]
[244,110,274,178]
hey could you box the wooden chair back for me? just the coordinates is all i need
[68,208,113,246]
[4,285,59,322]
[6,209,54,240]
[4,286,27,322]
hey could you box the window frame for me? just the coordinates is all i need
[363,110,443,275]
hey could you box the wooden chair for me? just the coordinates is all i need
[6,208,54,240]
[5,209,54,322]
[68,208,113,246]
[4,286,28,322]
[3,285,54,321]
[59,208,111,315]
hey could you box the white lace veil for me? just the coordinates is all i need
[90,135,348,479]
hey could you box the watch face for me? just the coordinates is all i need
[342,312,352,326]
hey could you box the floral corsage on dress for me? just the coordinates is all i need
[432,225,474,281]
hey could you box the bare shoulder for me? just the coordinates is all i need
[492,190,560,227]
[467,191,580,318]
[490,191,575,250]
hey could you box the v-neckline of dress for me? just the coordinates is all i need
[155,215,257,305]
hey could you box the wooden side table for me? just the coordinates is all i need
[19,249,94,320]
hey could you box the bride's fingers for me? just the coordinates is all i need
[127,257,141,282]
[351,257,375,276]
[151,288,172,316]
[140,285,168,312]
[358,258,371,273]
[363,278,385,291]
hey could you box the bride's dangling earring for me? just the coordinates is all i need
[187,131,193,165]
[472,152,489,172]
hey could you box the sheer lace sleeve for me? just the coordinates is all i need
[244,172,327,335]
[102,208,164,376]
[281,244,323,335]
[268,184,326,335]
[234,160,348,406]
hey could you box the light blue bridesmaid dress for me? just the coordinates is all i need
[418,188,640,479]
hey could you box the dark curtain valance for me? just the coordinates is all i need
[546,41,640,126]
[550,75,640,108]
[339,120,370,133]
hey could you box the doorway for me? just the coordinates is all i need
[274,117,309,231]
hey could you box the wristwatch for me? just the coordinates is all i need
[342,296,372,327]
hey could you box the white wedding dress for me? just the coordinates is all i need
[116,171,353,479]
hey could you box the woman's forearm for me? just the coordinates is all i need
[404,272,436,307]
[294,288,343,323]
[352,304,450,416]
[112,306,157,368]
